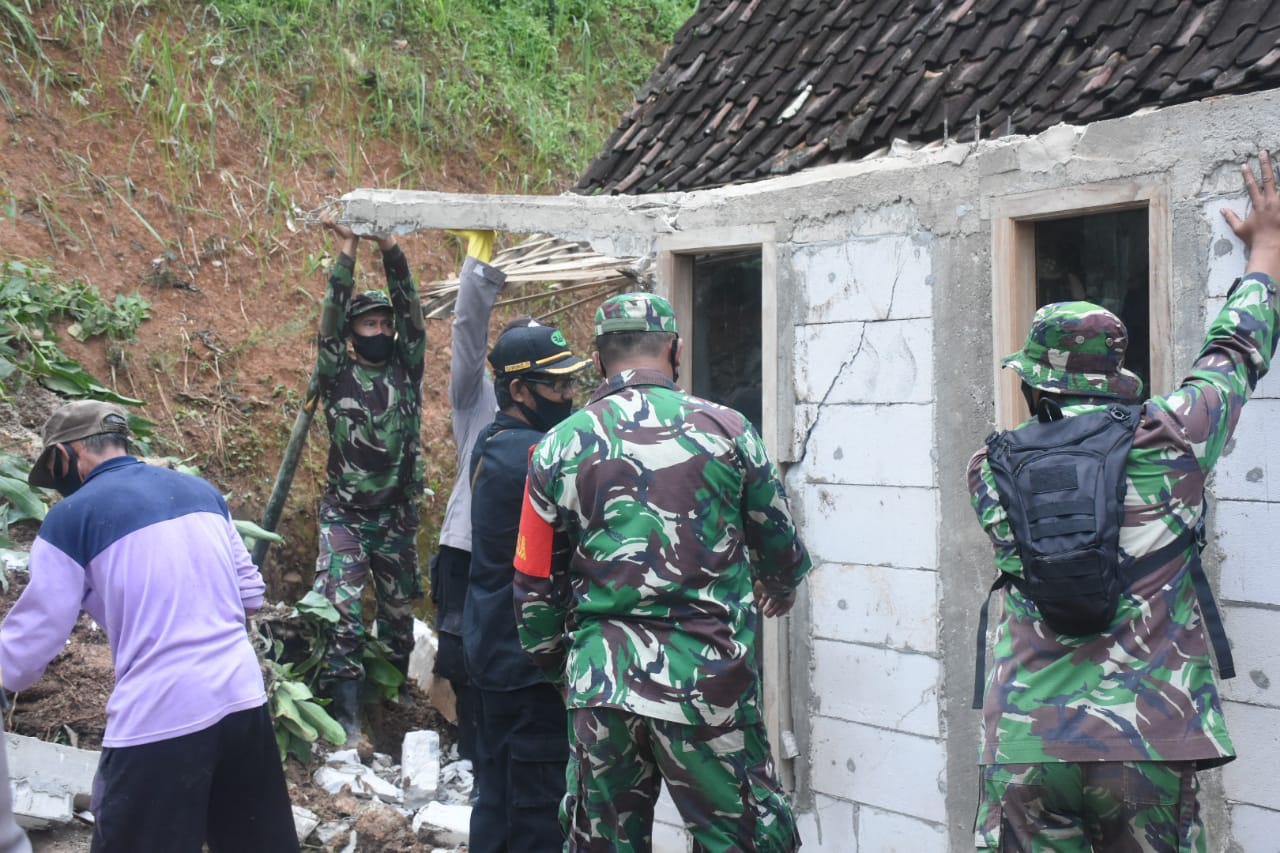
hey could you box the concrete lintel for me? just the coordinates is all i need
[339,189,687,255]
[6,733,99,827]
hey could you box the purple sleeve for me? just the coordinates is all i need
[0,538,85,692]
[225,517,265,611]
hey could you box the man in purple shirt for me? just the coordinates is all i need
[1,400,298,853]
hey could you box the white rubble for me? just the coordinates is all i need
[5,733,98,829]
[412,801,471,846]
[314,763,403,804]
[400,730,441,807]
[291,805,319,843]
[437,759,474,805]
[407,618,437,691]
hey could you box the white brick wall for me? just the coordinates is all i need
[809,717,946,821]
[795,484,939,569]
[794,319,934,405]
[809,563,939,653]
[1214,398,1280,502]
[812,640,940,737]
[1220,606,1280,709]
[794,236,933,324]
[1227,803,1280,851]
[857,806,948,852]
[794,794,856,853]
[1216,499,1280,606]
[1223,702,1280,812]
[799,404,933,487]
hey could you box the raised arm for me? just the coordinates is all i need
[450,249,505,413]
[316,213,358,393]
[375,233,426,377]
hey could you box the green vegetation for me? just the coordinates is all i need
[23,0,695,191]
[0,260,148,404]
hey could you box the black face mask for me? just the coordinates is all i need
[668,339,680,383]
[52,443,84,498]
[516,396,573,432]
[352,333,394,363]
[516,385,574,432]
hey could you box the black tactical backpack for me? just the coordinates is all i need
[972,402,1234,708]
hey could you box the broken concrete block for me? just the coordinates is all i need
[407,619,436,692]
[10,780,73,830]
[400,730,440,807]
[314,764,403,804]
[6,733,98,828]
[292,805,319,843]
[412,801,470,846]
[314,820,351,846]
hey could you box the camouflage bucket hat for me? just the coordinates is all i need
[594,292,678,336]
[349,290,392,318]
[1003,301,1143,400]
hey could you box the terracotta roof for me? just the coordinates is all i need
[577,0,1280,194]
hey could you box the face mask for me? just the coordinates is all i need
[668,339,680,383]
[352,333,394,363]
[516,394,574,432]
[52,443,84,497]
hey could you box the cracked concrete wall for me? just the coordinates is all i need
[341,86,1280,853]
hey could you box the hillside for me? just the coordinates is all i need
[0,0,693,597]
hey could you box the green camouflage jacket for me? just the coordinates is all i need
[317,248,426,509]
[513,368,812,727]
[968,272,1280,768]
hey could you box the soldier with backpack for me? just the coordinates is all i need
[967,149,1280,851]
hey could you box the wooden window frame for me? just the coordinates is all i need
[655,226,797,785]
[990,179,1172,428]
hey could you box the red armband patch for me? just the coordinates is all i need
[514,474,553,578]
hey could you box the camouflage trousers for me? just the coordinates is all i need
[313,498,422,681]
[975,761,1204,852]
[563,707,798,853]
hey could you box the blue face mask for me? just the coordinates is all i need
[352,333,394,363]
[52,443,84,497]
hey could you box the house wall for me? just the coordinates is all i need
[658,88,1280,852]
[344,86,1280,853]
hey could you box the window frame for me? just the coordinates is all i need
[990,178,1172,428]
[656,226,797,785]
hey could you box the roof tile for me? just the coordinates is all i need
[577,0,1280,193]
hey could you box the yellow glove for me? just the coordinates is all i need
[446,229,495,264]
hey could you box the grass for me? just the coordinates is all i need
[12,0,696,194]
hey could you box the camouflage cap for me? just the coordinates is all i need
[1003,301,1143,400]
[349,290,392,318]
[594,293,678,336]
[29,400,130,488]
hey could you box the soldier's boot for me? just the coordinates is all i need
[328,679,363,748]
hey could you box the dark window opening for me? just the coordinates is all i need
[691,251,763,430]
[1034,209,1150,396]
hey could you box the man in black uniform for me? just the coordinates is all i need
[464,318,588,853]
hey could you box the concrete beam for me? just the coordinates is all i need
[338,189,687,257]
[6,734,98,828]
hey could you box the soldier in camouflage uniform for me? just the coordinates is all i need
[966,151,1280,852]
[311,213,426,743]
[513,292,811,853]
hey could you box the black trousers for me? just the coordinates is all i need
[470,683,569,853]
[90,704,299,853]
[431,545,479,761]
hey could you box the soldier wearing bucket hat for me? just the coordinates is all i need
[966,150,1280,851]
[1002,301,1144,404]
[4,399,298,851]
[512,291,811,851]
[464,316,589,853]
